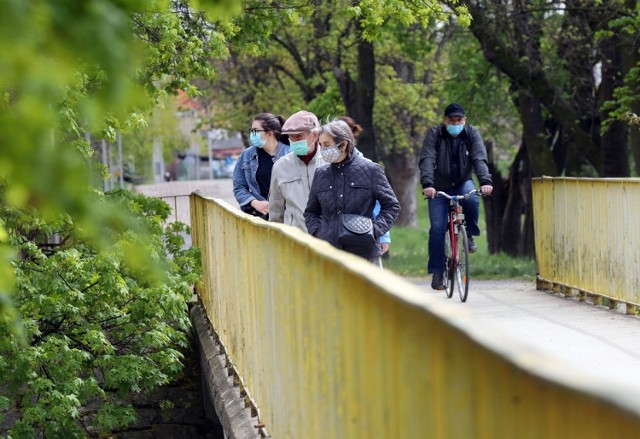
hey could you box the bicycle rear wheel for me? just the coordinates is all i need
[444,231,454,298]
[455,225,470,302]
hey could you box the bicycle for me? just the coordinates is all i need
[435,189,481,302]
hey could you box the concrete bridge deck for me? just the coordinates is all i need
[412,278,640,393]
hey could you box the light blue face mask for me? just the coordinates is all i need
[446,124,464,136]
[249,131,266,148]
[290,138,310,156]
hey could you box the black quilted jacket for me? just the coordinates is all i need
[304,154,400,260]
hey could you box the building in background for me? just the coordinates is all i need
[164,91,244,181]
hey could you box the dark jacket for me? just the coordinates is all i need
[304,154,400,260]
[418,124,492,190]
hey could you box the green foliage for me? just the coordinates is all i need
[600,4,640,129]
[207,0,459,158]
[123,96,189,182]
[374,20,444,155]
[346,0,469,40]
[308,74,347,120]
[0,0,239,329]
[223,0,307,55]
[136,0,234,97]
[441,27,521,172]
[0,191,201,437]
[0,0,242,434]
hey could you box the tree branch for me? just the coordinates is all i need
[462,1,602,171]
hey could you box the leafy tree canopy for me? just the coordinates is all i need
[0,191,201,437]
[0,0,232,434]
[0,0,239,321]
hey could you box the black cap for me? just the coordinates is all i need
[444,103,466,118]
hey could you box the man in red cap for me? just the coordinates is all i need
[269,110,326,231]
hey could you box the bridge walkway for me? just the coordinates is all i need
[137,180,640,395]
[138,179,640,437]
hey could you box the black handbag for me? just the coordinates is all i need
[337,214,375,247]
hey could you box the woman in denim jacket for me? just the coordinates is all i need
[233,113,290,219]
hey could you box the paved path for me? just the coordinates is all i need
[138,180,640,393]
[411,278,640,392]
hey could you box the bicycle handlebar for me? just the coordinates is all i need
[435,189,481,201]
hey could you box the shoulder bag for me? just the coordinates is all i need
[338,214,375,248]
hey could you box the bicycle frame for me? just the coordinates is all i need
[436,189,480,301]
[447,200,463,269]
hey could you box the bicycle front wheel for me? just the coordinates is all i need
[444,231,454,299]
[455,225,470,302]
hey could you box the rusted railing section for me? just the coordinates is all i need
[191,191,640,438]
[532,177,640,314]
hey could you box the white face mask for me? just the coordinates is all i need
[321,144,343,163]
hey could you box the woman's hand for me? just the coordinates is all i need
[251,199,269,215]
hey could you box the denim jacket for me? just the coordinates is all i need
[373,201,391,244]
[233,141,290,209]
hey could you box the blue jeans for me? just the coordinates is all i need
[427,180,480,274]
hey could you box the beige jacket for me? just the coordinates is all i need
[269,151,328,231]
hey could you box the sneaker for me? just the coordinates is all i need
[431,272,446,290]
[467,235,477,253]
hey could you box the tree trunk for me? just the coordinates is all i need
[514,88,557,176]
[352,33,377,162]
[485,138,535,257]
[521,170,535,258]
[500,144,524,256]
[384,149,419,227]
[335,24,378,162]
[484,140,507,254]
[500,88,548,257]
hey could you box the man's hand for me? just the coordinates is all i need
[381,243,390,255]
[480,185,493,196]
[251,199,269,215]
[422,187,436,199]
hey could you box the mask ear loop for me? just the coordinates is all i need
[340,141,350,156]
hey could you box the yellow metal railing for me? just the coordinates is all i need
[191,192,640,438]
[532,177,640,310]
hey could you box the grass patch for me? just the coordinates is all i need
[384,186,536,280]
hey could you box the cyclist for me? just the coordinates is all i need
[418,103,493,290]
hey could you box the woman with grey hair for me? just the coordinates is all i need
[304,119,400,266]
